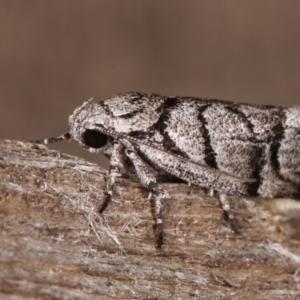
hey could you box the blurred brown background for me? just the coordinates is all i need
[1,1,300,167]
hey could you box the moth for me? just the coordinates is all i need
[32,92,300,247]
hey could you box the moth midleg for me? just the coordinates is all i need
[218,193,240,234]
[208,188,215,197]
[99,141,123,213]
[125,149,169,248]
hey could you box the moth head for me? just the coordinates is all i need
[68,100,108,152]
[31,98,108,153]
[32,92,163,151]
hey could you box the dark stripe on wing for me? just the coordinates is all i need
[269,109,286,180]
[152,97,189,158]
[198,105,218,169]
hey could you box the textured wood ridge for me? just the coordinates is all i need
[0,140,300,299]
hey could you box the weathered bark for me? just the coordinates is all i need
[0,140,300,299]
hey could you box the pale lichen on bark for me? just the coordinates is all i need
[0,140,300,299]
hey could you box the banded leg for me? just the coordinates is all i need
[218,193,240,234]
[99,141,123,213]
[125,149,169,248]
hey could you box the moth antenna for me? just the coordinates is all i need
[31,132,71,145]
[72,97,94,115]
[84,97,94,105]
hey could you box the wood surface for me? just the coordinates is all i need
[1,140,300,299]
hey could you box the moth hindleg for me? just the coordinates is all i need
[125,149,169,248]
[218,193,240,234]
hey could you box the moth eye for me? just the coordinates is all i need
[82,129,107,149]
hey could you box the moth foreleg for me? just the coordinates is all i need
[125,149,169,248]
[218,193,240,234]
[99,141,123,213]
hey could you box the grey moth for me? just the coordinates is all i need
[32,92,300,247]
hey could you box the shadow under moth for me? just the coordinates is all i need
[32,92,300,247]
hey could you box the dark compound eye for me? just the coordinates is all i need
[82,129,108,149]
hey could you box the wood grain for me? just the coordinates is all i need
[1,140,300,299]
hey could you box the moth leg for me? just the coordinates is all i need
[99,141,123,213]
[125,149,169,248]
[208,188,215,197]
[218,193,240,234]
